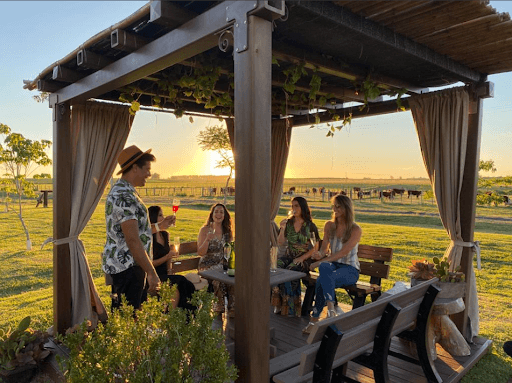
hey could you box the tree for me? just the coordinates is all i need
[197,125,234,204]
[151,173,161,180]
[479,159,497,174]
[0,123,52,250]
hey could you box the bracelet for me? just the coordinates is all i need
[154,222,160,232]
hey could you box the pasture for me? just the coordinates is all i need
[0,186,511,382]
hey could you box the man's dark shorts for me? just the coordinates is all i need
[110,265,146,311]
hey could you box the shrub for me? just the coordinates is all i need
[60,284,237,382]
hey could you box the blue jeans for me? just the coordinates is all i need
[312,262,359,318]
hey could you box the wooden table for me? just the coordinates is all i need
[198,268,306,287]
[199,268,306,356]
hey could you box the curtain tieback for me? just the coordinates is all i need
[53,235,80,246]
[452,240,481,270]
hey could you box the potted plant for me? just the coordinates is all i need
[408,257,466,299]
[0,316,51,383]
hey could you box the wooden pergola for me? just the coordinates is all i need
[25,1,512,381]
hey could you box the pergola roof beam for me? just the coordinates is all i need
[291,98,410,127]
[50,1,241,105]
[272,42,427,94]
[295,1,485,84]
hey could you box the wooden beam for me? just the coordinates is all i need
[290,98,410,127]
[149,0,198,28]
[234,15,272,382]
[52,66,84,83]
[452,86,487,341]
[294,1,485,84]
[38,79,64,93]
[272,42,427,95]
[111,29,150,52]
[77,49,114,70]
[53,1,244,104]
[52,102,72,334]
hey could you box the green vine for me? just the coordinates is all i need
[118,56,407,134]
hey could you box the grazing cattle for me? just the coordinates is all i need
[360,190,371,199]
[209,187,217,196]
[319,187,325,194]
[504,195,511,205]
[312,187,317,195]
[380,190,395,200]
[407,190,422,198]
[340,190,347,196]
[353,187,361,193]
[305,188,310,195]
[392,188,405,196]
[221,187,235,196]
[283,186,296,196]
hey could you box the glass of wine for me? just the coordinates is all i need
[171,198,180,227]
[172,236,181,265]
[223,243,231,274]
[270,246,278,272]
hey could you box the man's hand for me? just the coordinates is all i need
[147,272,160,296]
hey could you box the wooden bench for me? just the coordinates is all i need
[302,244,393,316]
[169,241,201,274]
[272,278,442,383]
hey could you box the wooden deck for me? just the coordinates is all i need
[216,304,492,383]
[42,304,491,383]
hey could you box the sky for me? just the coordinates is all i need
[1,1,511,179]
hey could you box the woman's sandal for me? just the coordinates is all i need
[302,322,316,334]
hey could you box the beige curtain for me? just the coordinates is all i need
[58,101,132,328]
[409,87,479,339]
[270,119,293,245]
[225,118,292,246]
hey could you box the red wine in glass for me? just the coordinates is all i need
[171,198,180,227]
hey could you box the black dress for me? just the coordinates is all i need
[143,231,196,311]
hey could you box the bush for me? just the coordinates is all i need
[60,285,237,382]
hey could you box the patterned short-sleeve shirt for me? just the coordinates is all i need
[102,178,152,274]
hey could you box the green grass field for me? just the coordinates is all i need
[0,190,511,382]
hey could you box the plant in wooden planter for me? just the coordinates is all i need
[0,316,51,383]
[408,257,466,299]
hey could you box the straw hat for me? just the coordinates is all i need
[184,273,209,290]
[117,145,152,175]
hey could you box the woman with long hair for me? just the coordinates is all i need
[145,206,196,311]
[197,203,235,316]
[272,196,320,317]
[302,194,362,333]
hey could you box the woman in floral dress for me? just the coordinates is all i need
[197,203,235,316]
[272,196,319,317]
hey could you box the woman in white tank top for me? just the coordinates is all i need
[303,194,362,334]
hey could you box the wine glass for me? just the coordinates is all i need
[223,243,231,273]
[172,236,181,265]
[171,198,180,227]
[310,235,317,249]
[270,246,278,272]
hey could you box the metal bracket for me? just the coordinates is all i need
[226,1,285,53]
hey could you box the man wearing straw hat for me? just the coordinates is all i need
[102,145,175,311]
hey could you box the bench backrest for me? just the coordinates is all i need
[299,278,438,377]
[357,244,393,282]
[169,241,201,274]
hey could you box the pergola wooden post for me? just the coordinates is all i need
[233,14,272,381]
[52,101,72,334]
[454,86,487,340]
